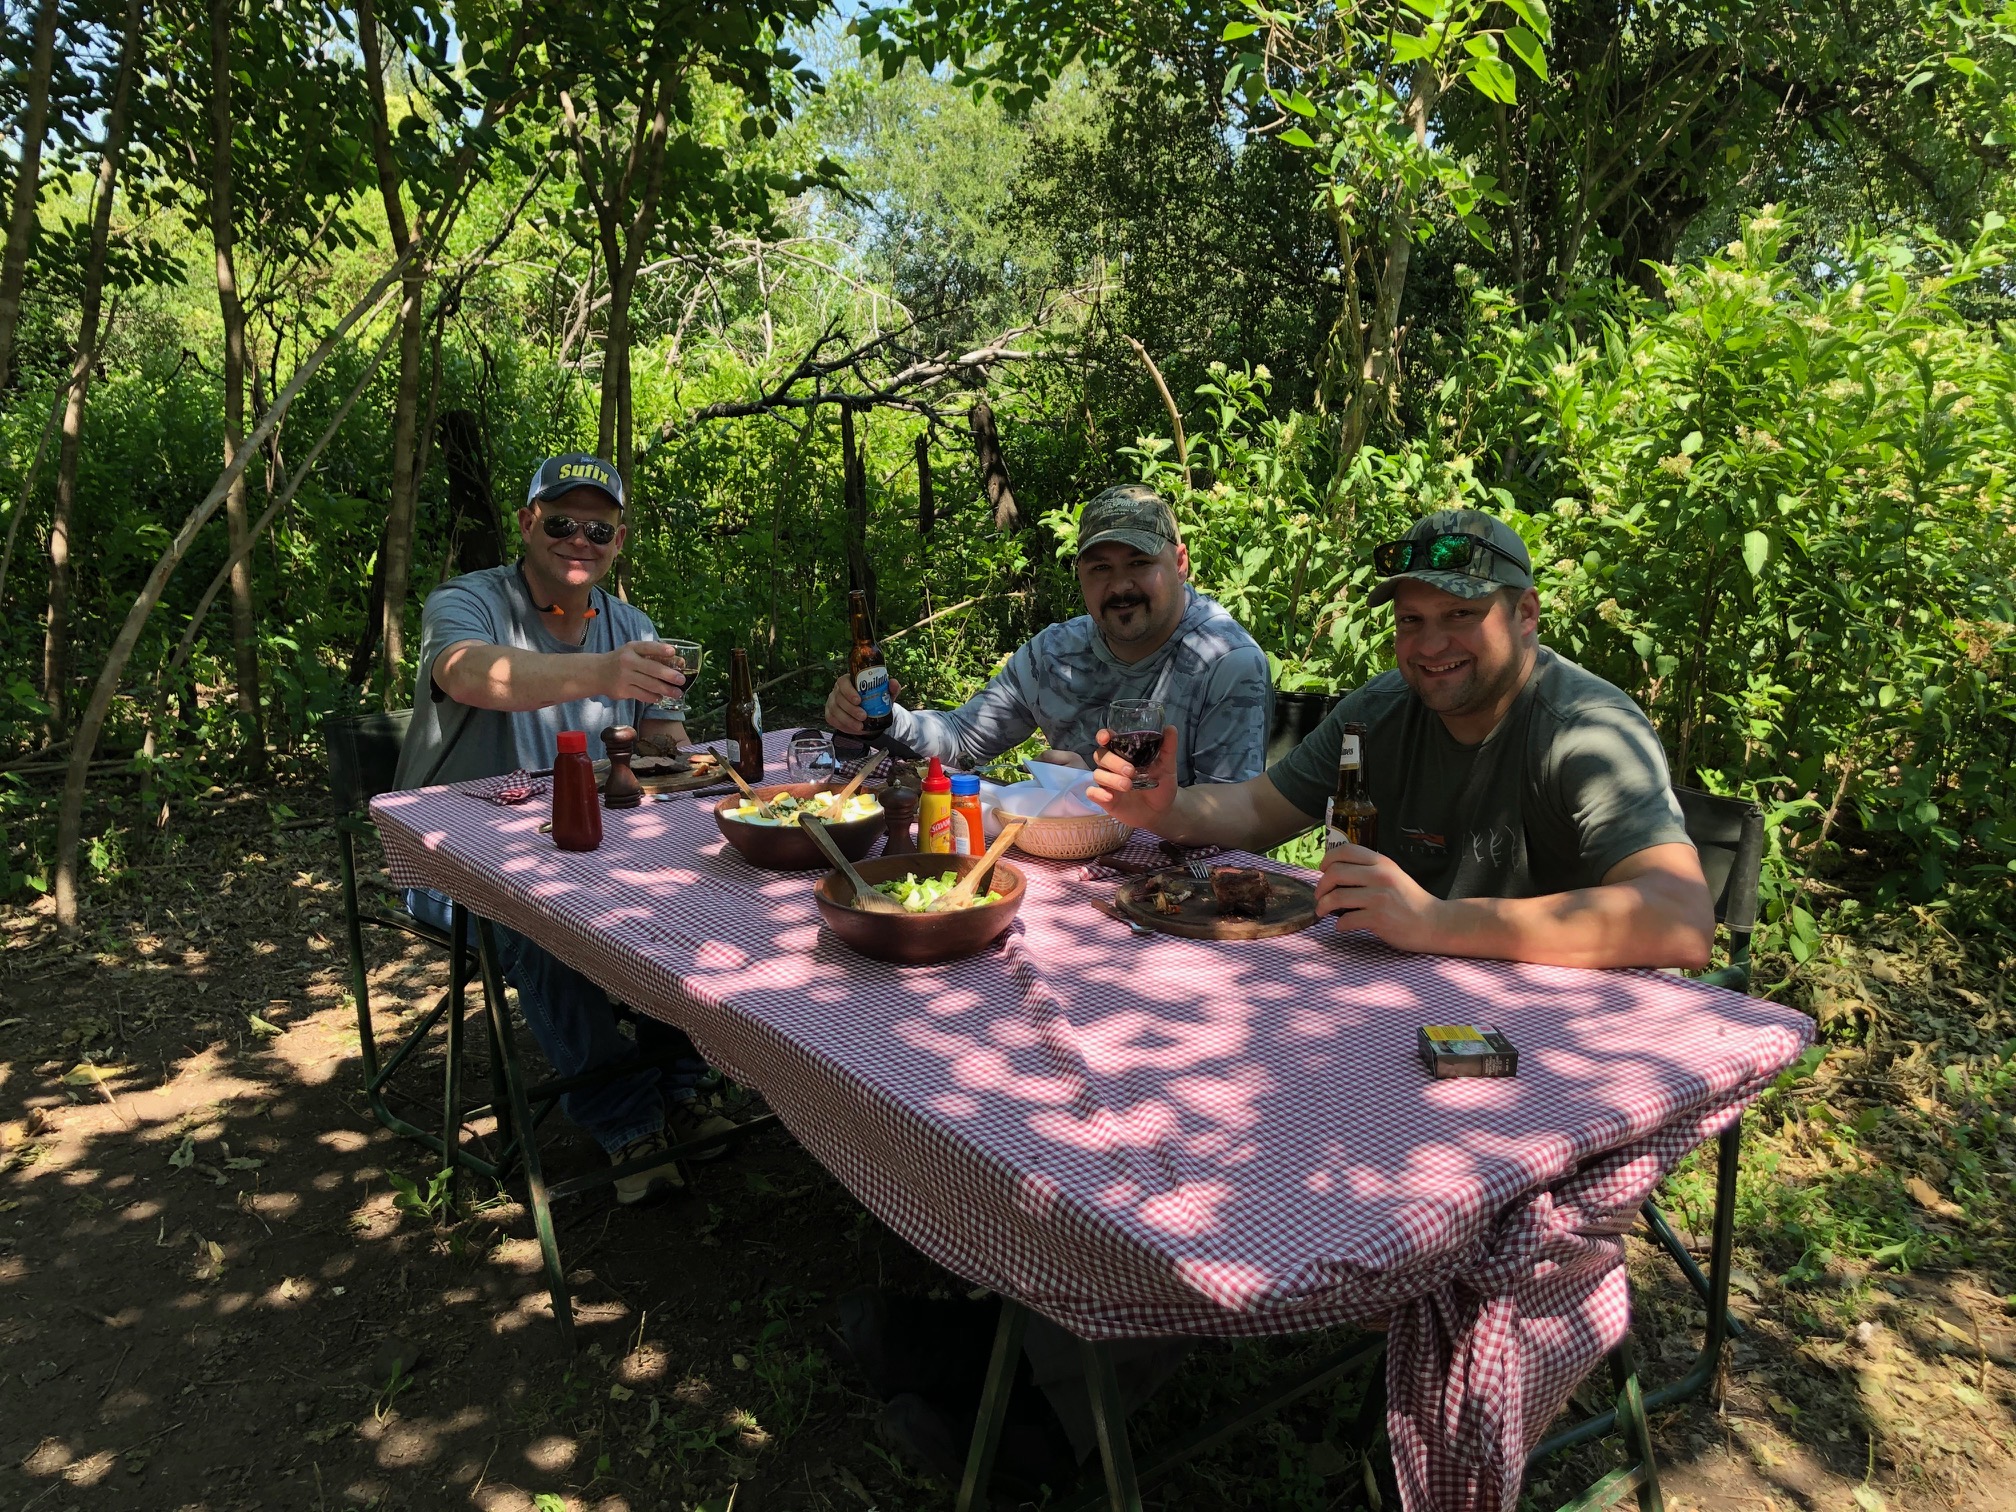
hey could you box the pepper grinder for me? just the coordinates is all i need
[879,782,921,856]
[600,725,644,809]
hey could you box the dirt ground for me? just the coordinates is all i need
[2,781,2012,1512]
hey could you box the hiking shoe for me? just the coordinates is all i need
[665,1099,737,1162]
[611,1130,684,1206]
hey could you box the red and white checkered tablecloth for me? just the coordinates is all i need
[369,737,1810,1512]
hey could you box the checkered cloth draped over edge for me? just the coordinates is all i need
[370,731,1810,1512]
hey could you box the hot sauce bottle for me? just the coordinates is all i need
[949,773,984,856]
[551,730,603,851]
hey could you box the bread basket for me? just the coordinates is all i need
[987,802,1131,861]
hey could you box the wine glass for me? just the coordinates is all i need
[653,641,703,723]
[1105,698,1167,790]
[789,732,836,783]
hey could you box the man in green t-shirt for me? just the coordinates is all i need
[1085,509,1715,969]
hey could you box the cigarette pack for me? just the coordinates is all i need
[1418,1024,1519,1078]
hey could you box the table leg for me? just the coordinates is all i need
[476,916,574,1351]
[954,1299,1029,1512]
[1080,1339,1145,1512]
[1610,1336,1666,1512]
[441,903,468,1205]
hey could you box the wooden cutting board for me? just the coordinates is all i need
[629,756,729,794]
[1112,865,1320,940]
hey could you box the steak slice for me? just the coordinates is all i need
[1210,866,1272,918]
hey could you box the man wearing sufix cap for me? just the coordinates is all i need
[393,453,735,1206]
[823,483,1274,782]
[1087,508,1716,969]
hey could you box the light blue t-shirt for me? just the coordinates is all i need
[392,563,660,789]
[890,586,1273,783]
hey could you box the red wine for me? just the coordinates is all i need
[1108,729,1164,768]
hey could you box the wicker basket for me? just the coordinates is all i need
[991,804,1132,861]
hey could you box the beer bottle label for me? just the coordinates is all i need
[856,666,892,719]
[1339,731,1362,767]
[751,696,763,734]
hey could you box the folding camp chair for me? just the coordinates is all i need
[329,710,489,1172]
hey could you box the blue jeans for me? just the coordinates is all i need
[406,888,666,1155]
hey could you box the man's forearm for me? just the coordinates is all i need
[1158,779,1312,852]
[435,642,608,712]
[1430,874,1714,970]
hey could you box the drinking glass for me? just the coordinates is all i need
[789,732,837,784]
[653,641,703,723]
[1105,698,1167,789]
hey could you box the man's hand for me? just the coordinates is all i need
[604,641,686,705]
[1085,723,1179,827]
[1314,843,1448,951]
[1033,749,1088,769]
[824,670,903,735]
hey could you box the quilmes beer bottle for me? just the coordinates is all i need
[726,648,765,784]
[847,589,893,736]
[1326,720,1378,852]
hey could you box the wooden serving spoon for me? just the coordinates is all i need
[828,747,887,808]
[930,822,1024,911]
[801,815,906,914]
[722,762,782,819]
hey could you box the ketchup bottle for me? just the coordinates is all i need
[551,730,603,851]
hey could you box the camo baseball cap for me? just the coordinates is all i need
[1366,508,1534,607]
[526,453,625,511]
[1076,484,1181,558]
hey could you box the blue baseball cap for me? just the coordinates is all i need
[526,453,625,511]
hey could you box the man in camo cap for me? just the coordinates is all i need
[824,483,1273,783]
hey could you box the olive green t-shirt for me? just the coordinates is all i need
[1267,649,1689,900]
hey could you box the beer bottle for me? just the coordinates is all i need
[1327,720,1378,852]
[726,648,765,783]
[847,589,893,736]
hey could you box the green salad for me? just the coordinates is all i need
[872,870,1004,913]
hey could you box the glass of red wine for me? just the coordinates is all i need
[1105,698,1166,789]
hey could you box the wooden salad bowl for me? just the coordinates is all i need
[814,852,1026,965]
[714,782,887,870]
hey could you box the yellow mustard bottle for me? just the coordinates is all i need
[917,756,954,854]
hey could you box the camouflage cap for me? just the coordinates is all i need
[527,453,625,511]
[1366,508,1534,608]
[1076,484,1181,559]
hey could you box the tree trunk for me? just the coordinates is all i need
[439,407,505,573]
[841,403,874,619]
[356,0,428,705]
[40,0,143,736]
[348,517,390,685]
[969,398,1021,532]
[1328,62,1441,477]
[0,0,60,394]
[208,0,264,774]
[53,252,411,927]
[916,432,934,535]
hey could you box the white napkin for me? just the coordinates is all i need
[1022,758,1090,792]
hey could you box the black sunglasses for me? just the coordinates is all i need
[542,515,618,546]
[1372,532,1522,578]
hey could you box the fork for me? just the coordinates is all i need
[1185,858,1213,881]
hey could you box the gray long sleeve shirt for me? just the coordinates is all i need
[890,587,1273,783]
